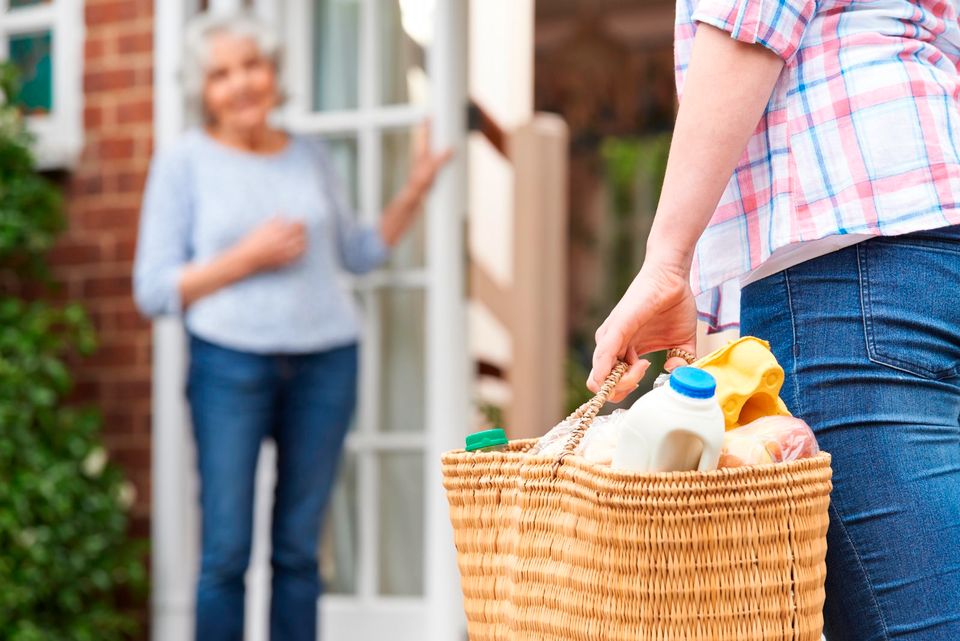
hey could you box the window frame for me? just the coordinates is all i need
[0,0,84,169]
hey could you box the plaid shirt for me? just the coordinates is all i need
[676,0,960,330]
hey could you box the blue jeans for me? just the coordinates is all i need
[187,336,359,641]
[740,225,960,640]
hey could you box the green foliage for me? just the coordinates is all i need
[599,133,671,306]
[0,65,65,279]
[0,62,146,641]
[564,354,594,416]
[565,133,674,409]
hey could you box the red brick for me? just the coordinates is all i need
[84,33,109,61]
[108,444,151,470]
[88,341,144,368]
[113,308,149,331]
[84,68,137,93]
[116,99,153,125]
[115,168,147,194]
[73,173,105,196]
[48,240,103,265]
[135,65,155,86]
[100,394,150,416]
[101,411,138,435]
[128,514,150,539]
[83,274,132,298]
[98,137,135,160]
[52,0,156,568]
[84,105,103,129]
[112,379,153,402]
[72,380,101,401]
[79,205,137,229]
[134,412,152,434]
[85,1,138,26]
[117,30,152,55]
[111,237,139,261]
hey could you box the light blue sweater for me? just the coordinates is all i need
[133,129,388,353]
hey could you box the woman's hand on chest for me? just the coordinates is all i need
[232,216,308,274]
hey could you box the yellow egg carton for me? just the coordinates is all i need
[692,336,792,430]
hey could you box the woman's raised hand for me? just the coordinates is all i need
[408,120,454,196]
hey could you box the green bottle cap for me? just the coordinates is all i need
[465,428,508,452]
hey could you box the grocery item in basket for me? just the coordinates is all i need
[528,411,625,461]
[612,367,725,473]
[465,428,508,453]
[577,409,625,464]
[693,336,792,429]
[652,371,671,389]
[527,417,576,457]
[717,415,820,468]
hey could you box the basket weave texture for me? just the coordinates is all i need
[442,363,832,641]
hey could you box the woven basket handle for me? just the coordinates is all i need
[551,350,697,474]
[551,361,628,473]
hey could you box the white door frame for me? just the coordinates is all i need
[150,1,468,640]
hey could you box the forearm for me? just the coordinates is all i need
[645,24,785,271]
[178,246,255,309]
[379,182,425,246]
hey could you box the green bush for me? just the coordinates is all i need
[0,65,64,279]
[0,62,146,641]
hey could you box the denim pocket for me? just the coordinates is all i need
[857,233,960,380]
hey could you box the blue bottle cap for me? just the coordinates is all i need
[668,367,717,399]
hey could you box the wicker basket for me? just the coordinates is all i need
[442,363,832,641]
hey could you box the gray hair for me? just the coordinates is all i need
[181,11,283,124]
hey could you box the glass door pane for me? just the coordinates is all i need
[313,0,361,110]
[377,452,424,595]
[382,127,426,269]
[377,288,425,433]
[379,0,429,106]
[322,451,359,594]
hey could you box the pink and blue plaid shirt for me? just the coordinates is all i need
[677,0,960,330]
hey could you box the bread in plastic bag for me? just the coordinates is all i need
[527,417,577,457]
[529,410,626,464]
[717,415,819,468]
[577,409,625,465]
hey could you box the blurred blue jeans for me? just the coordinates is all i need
[741,225,960,641]
[187,335,358,641]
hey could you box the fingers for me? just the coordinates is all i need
[414,119,432,159]
[664,356,691,372]
[421,148,454,186]
[287,221,307,241]
[608,353,651,403]
[264,219,307,265]
[587,328,621,393]
[435,147,455,168]
[285,223,307,259]
[664,339,698,372]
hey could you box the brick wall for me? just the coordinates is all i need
[49,0,155,540]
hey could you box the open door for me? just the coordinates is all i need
[151,1,468,640]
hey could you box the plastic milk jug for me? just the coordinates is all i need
[612,367,725,473]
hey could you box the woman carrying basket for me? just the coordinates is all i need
[588,1,960,640]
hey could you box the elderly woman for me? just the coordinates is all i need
[133,11,451,641]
